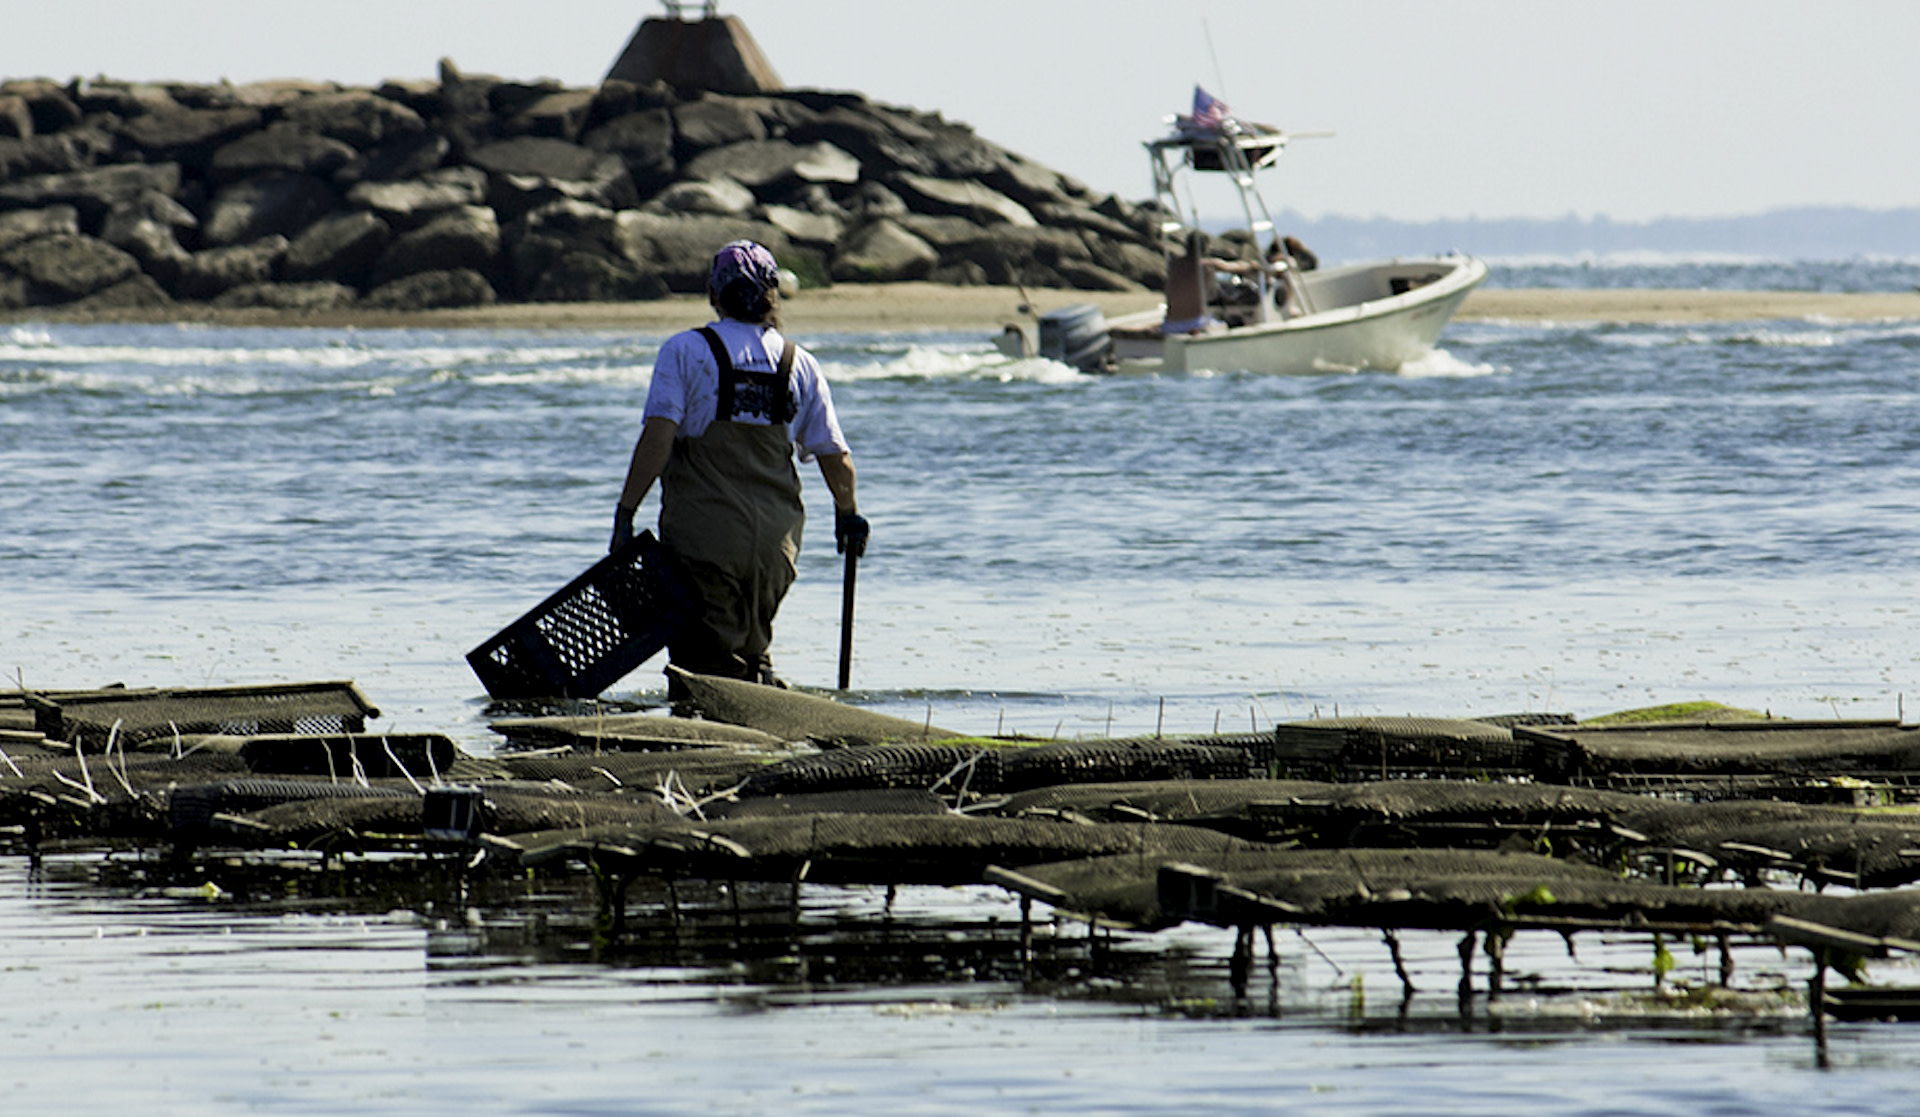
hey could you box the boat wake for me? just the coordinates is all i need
[1397,346,1502,378]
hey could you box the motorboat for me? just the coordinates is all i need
[1005,90,1486,375]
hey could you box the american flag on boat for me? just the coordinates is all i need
[1189,86,1230,130]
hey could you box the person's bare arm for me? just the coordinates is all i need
[816,451,866,557]
[617,416,679,512]
[814,451,857,513]
[610,416,677,550]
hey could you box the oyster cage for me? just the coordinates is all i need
[467,530,702,700]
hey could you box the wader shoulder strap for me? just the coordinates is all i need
[699,326,795,425]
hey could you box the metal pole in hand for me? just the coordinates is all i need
[837,546,859,690]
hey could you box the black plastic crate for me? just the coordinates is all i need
[467,530,701,700]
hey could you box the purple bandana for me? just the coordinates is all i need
[707,240,780,297]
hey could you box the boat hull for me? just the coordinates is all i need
[1156,254,1487,375]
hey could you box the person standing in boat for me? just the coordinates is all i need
[611,240,867,691]
[1279,236,1318,273]
[1266,236,1319,316]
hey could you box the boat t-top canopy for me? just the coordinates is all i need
[1145,87,1296,251]
[1147,124,1287,175]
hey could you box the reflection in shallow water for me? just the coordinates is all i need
[10,851,1920,1115]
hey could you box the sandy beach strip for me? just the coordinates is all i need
[5,284,1919,333]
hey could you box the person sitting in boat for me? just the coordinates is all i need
[1163,230,1263,334]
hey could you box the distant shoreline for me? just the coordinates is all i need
[6,284,1919,333]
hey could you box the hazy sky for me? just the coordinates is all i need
[8,1,1915,222]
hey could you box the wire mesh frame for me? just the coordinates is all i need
[27,682,379,750]
[468,531,702,700]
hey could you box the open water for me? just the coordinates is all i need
[7,257,1920,1113]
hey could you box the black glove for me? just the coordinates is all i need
[835,509,869,558]
[610,505,635,553]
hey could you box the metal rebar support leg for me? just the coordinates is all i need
[1811,947,1831,1070]
[1485,929,1506,1001]
[1385,928,1415,997]
[1457,929,1477,1014]
[1229,925,1253,1001]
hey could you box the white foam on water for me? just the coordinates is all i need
[820,344,1084,384]
[1396,346,1502,378]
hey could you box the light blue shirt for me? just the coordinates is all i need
[642,318,849,460]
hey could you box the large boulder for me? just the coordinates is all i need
[434,59,498,151]
[0,271,29,309]
[373,79,442,118]
[983,154,1075,210]
[758,180,849,219]
[344,131,451,184]
[283,210,391,285]
[939,225,1096,286]
[893,173,1037,227]
[503,197,623,298]
[230,80,340,108]
[504,197,621,246]
[896,213,999,252]
[0,205,80,253]
[487,80,565,120]
[522,249,667,303]
[785,106,938,177]
[504,89,596,141]
[467,136,628,185]
[612,210,793,293]
[829,219,938,283]
[202,172,338,246]
[362,268,496,310]
[0,163,183,222]
[0,94,31,139]
[345,166,486,229]
[175,236,290,299]
[13,81,83,134]
[72,81,180,117]
[1082,235,1167,288]
[369,204,500,286]
[211,280,357,311]
[841,180,909,220]
[1048,258,1147,292]
[1033,201,1145,244]
[682,139,860,193]
[64,273,174,311]
[0,135,91,180]
[580,108,676,192]
[648,178,756,217]
[281,90,425,148]
[467,136,638,218]
[114,107,261,168]
[0,233,140,300]
[209,123,359,182]
[761,204,845,247]
[99,210,191,286]
[671,96,767,158]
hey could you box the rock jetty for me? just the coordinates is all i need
[0,65,1168,313]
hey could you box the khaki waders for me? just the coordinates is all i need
[659,328,803,684]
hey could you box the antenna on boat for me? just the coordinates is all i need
[1201,18,1230,106]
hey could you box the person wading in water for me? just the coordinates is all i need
[611,240,867,692]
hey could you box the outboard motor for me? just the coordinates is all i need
[1037,304,1114,374]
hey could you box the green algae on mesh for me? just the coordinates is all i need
[1583,700,1771,725]
[920,736,1038,749]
